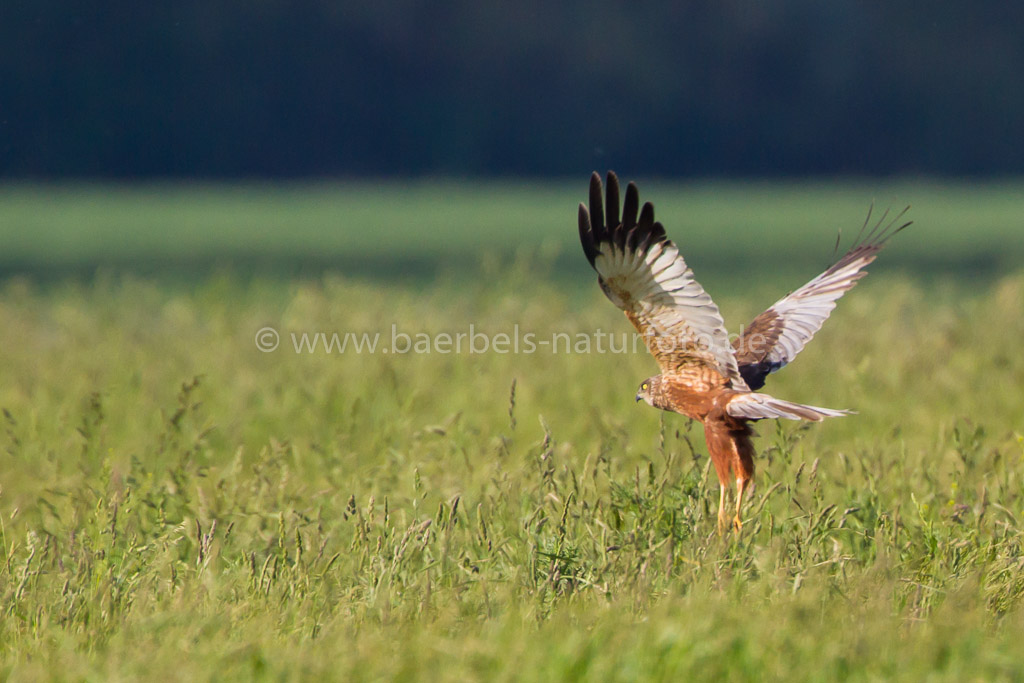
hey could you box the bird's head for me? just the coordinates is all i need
[635,376,660,407]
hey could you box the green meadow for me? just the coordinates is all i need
[1,181,1023,680]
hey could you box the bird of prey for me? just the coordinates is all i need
[578,172,908,533]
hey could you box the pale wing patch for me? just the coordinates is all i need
[592,240,745,387]
[735,206,910,389]
[759,253,877,369]
[726,392,851,422]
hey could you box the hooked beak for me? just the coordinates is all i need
[635,392,643,403]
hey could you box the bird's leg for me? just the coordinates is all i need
[733,477,748,532]
[717,484,729,534]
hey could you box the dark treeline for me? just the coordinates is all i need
[3,1,1023,179]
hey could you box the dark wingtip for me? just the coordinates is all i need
[605,171,621,232]
[861,203,912,246]
[578,203,599,266]
[883,205,912,242]
[623,182,640,229]
[828,203,912,267]
[619,225,633,251]
[589,172,605,239]
[638,202,655,230]
[650,220,666,243]
[831,227,843,261]
[581,172,668,265]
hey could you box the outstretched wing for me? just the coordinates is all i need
[579,171,747,389]
[726,392,851,421]
[733,206,911,390]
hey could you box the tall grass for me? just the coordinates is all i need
[1,265,1023,680]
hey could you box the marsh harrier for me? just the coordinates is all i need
[578,172,908,532]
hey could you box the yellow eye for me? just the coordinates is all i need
[641,383,649,390]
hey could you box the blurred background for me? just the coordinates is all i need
[4,1,1024,178]
[1,1,1022,279]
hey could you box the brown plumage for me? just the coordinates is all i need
[578,172,909,532]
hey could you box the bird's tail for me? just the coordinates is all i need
[726,392,852,422]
